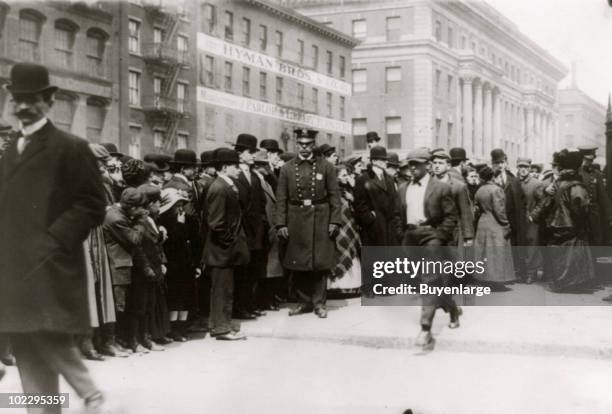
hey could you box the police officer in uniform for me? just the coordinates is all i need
[578,146,610,246]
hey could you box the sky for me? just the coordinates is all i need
[484,0,612,107]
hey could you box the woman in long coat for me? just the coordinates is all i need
[473,166,515,287]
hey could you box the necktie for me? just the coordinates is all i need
[16,133,28,155]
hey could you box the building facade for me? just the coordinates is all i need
[0,1,117,143]
[290,0,568,164]
[195,0,357,156]
[558,87,606,163]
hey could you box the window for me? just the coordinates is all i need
[312,45,319,69]
[298,39,304,65]
[386,16,400,41]
[275,76,283,103]
[153,27,163,44]
[153,76,162,97]
[447,75,453,100]
[86,29,106,78]
[259,25,267,51]
[128,19,140,53]
[154,130,164,149]
[385,67,401,93]
[312,88,318,113]
[447,26,454,47]
[339,55,346,78]
[86,98,105,142]
[128,70,141,106]
[52,96,74,132]
[241,18,250,45]
[434,20,441,41]
[19,11,42,62]
[435,69,441,97]
[352,118,367,150]
[177,35,188,62]
[204,55,214,86]
[340,96,345,120]
[297,83,304,106]
[435,119,442,147]
[259,72,267,99]
[386,117,401,149]
[326,92,332,117]
[447,123,453,147]
[201,3,216,33]
[352,19,366,39]
[224,114,234,143]
[339,136,346,159]
[326,51,333,75]
[224,11,233,40]
[177,133,188,150]
[352,69,366,93]
[55,21,76,69]
[275,30,283,57]
[242,67,250,96]
[205,108,216,141]
[461,35,466,49]
[326,133,332,144]
[224,61,232,90]
[177,83,186,113]
[128,126,141,159]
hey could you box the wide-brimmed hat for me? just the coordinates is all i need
[260,139,283,153]
[318,144,336,157]
[490,148,507,163]
[89,143,111,162]
[234,134,258,152]
[516,157,532,168]
[212,147,239,167]
[144,154,171,172]
[387,152,400,167]
[366,131,381,143]
[160,187,189,215]
[5,62,58,95]
[200,150,215,166]
[100,142,123,158]
[370,146,388,161]
[449,147,467,161]
[406,148,431,164]
[172,149,199,166]
[137,183,162,204]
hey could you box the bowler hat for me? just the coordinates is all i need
[387,152,400,167]
[260,139,283,153]
[235,133,258,152]
[100,142,123,158]
[172,149,199,166]
[366,131,381,143]
[370,146,389,161]
[490,148,507,163]
[557,149,582,171]
[144,154,171,172]
[6,62,58,95]
[406,148,431,164]
[578,146,597,160]
[89,143,111,162]
[212,147,239,166]
[200,150,215,166]
[516,157,532,167]
[449,147,467,161]
[318,144,336,157]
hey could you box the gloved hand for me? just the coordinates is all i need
[277,226,289,239]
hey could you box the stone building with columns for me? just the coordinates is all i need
[0,1,117,142]
[288,0,568,164]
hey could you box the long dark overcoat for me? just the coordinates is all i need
[275,156,341,271]
[234,169,266,251]
[0,121,106,334]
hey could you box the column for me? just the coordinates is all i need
[526,106,534,157]
[519,106,525,156]
[456,77,463,146]
[474,81,483,157]
[493,90,501,150]
[483,85,493,156]
[72,93,88,138]
[462,77,473,152]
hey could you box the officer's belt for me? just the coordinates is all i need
[289,197,328,206]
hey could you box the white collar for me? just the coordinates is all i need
[410,172,430,187]
[372,165,385,177]
[20,118,48,137]
[217,173,234,187]
[298,154,313,161]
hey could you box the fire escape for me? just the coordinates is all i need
[142,1,190,152]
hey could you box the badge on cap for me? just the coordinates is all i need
[316,173,323,181]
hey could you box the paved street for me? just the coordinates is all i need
[2,298,612,414]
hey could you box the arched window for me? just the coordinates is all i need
[19,9,45,62]
[54,19,79,69]
[86,28,108,78]
[86,97,107,142]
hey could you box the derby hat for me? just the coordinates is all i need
[234,133,258,152]
[406,148,431,164]
[557,149,583,171]
[89,143,111,162]
[212,147,240,166]
[370,145,389,161]
[490,148,507,163]
[144,154,171,172]
[577,145,597,160]
[200,150,215,166]
[260,139,283,153]
[366,131,381,143]
[318,143,336,157]
[6,62,58,95]
[516,157,532,167]
[449,147,467,161]
[387,152,400,167]
[172,149,199,166]
[100,142,123,158]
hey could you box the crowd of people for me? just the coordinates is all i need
[1,61,612,413]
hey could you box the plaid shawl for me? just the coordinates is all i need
[331,194,361,279]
